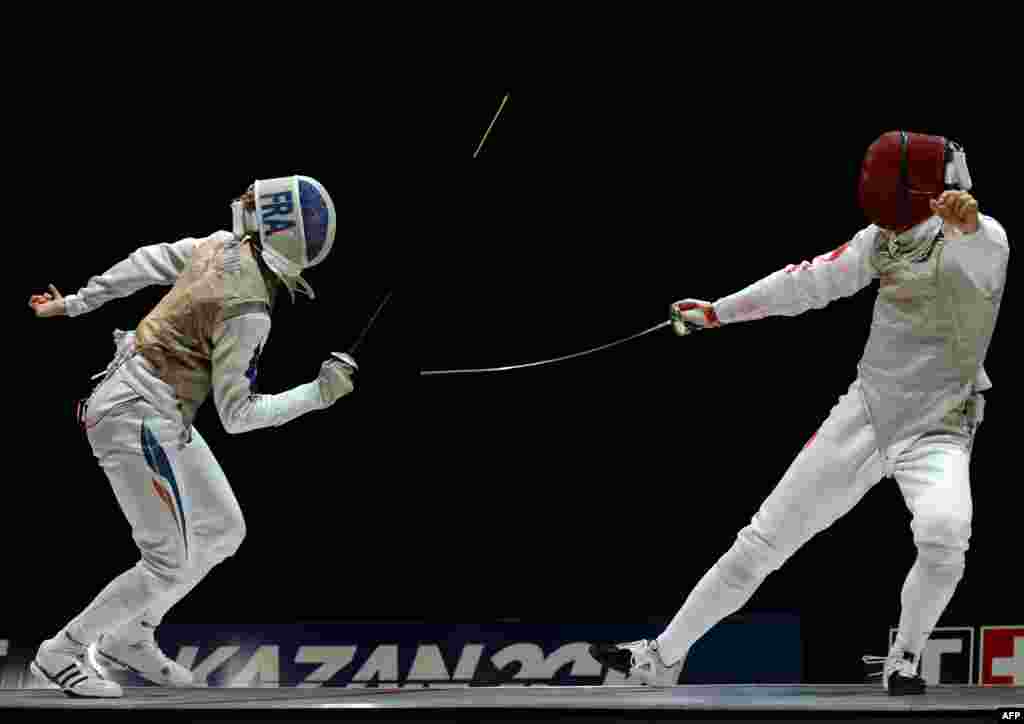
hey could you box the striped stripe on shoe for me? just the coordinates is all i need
[30,659,122,698]
[32,632,122,698]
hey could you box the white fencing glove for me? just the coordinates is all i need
[319,353,357,407]
[670,299,721,336]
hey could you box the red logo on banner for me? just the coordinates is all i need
[980,626,1024,686]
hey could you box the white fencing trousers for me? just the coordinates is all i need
[657,380,976,667]
[62,372,246,645]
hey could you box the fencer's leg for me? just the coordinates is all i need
[94,562,214,687]
[655,386,885,667]
[892,438,972,660]
[111,426,246,646]
[97,426,244,686]
[60,413,193,645]
[112,565,212,645]
[34,411,188,698]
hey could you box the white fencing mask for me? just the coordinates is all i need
[231,175,337,300]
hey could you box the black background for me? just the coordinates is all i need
[7,34,1020,686]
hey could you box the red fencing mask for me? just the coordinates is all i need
[858,131,972,233]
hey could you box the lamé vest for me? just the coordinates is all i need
[858,228,1003,449]
[134,233,278,427]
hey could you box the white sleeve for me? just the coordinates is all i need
[943,214,1010,299]
[945,214,1010,395]
[63,237,200,317]
[712,227,878,325]
[211,313,327,434]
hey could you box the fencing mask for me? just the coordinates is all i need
[858,131,973,233]
[231,176,337,300]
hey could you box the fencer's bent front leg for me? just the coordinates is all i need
[168,425,247,569]
[69,409,245,644]
[65,442,194,643]
[112,425,246,642]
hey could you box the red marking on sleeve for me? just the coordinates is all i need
[824,242,851,261]
[784,242,851,274]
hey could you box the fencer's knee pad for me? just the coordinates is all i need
[195,511,247,565]
[915,542,967,577]
[138,546,191,589]
[220,514,246,559]
[132,522,191,586]
[913,514,970,569]
[719,527,788,588]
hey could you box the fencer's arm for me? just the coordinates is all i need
[711,227,878,325]
[211,313,333,435]
[944,215,1009,395]
[945,214,1010,279]
[63,237,200,318]
[969,215,1010,251]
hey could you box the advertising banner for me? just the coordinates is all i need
[1,614,802,688]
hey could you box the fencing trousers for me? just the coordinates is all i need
[657,380,977,667]
[59,370,245,646]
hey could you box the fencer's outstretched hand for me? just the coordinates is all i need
[28,284,66,318]
[318,353,357,407]
[670,299,721,336]
[931,190,979,234]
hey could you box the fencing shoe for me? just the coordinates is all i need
[590,639,683,686]
[94,631,195,687]
[31,631,123,698]
[863,647,926,695]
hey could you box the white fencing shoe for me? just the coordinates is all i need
[31,631,123,698]
[590,639,683,686]
[94,632,195,687]
[863,648,926,695]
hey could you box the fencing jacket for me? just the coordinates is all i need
[712,215,1009,450]
[65,232,327,437]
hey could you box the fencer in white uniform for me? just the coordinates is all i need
[27,176,356,698]
[591,132,1009,695]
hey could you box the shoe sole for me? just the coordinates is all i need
[887,677,927,695]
